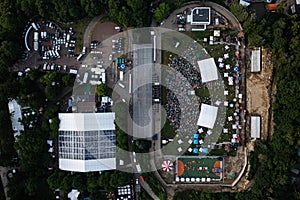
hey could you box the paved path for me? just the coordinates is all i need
[140,181,160,200]
[83,14,107,49]
[0,166,13,200]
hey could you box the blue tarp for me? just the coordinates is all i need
[202,148,209,153]
[234,66,239,72]
[193,140,198,145]
[194,134,199,139]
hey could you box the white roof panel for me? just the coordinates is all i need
[8,99,24,132]
[251,49,261,72]
[59,113,115,131]
[197,104,218,129]
[251,116,261,138]
[59,158,116,172]
[197,58,218,82]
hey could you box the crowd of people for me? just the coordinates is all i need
[168,55,202,89]
[164,51,206,137]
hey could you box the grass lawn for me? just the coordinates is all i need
[184,31,212,41]
[161,119,177,139]
[143,173,167,200]
[195,87,210,98]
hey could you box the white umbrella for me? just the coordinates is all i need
[207,130,212,135]
[177,147,182,152]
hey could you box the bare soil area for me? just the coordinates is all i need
[91,22,118,42]
[247,48,273,140]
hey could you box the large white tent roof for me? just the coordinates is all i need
[197,58,218,83]
[60,158,116,172]
[197,104,218,129]
[58,112,116,172]
[251,116,261,138]
[59,113,115,131]
[251,49,261,72]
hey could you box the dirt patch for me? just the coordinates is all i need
[91,22,119,42]
[247,48,273,140]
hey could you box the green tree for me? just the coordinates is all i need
[62,74,76,87]
[47,171,65,190]
[154,2,170,23]
[95,83,108,96]
[229,3,248,23]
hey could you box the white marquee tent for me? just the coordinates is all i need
[197,104,218,129]
[197,58,218,82]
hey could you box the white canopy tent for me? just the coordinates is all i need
[251,116,261,138]
[197,104,218,129]
[197,58,218,82]
[251,49,261,72]
[68,189,80,200]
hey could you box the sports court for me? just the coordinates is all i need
[175,156,224,183]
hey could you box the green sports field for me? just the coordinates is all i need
[177,157,223,179]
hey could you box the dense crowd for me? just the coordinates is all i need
[168,55,202,89]
[164,53,204,135]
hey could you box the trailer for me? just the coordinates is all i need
[66,34,70,42]
[69,69,78,74]
[101,72,106,83]
[34,32,39,41]
[34,41,39,51]
[119,71,124,81]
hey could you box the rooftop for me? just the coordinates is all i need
[191,7,211,25]
[58,113,116,172]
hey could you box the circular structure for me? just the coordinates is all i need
[177,160,184,176]
[162,160,174,172]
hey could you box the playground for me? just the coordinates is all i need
[175,156,224,182]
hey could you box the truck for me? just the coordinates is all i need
[69,69,78,74]
[119,71,123,81]
[77,54,83,61]
[31,22,38,31]
[34,42,39,51]
[34,32,39,41]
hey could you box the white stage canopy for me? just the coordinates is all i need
[197,104,218,129]
[197,58,218,82]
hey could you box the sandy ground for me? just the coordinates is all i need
[91,22,118,42]
[247,48,273,140]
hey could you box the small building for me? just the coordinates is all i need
[189,7,211,30]
[251,116,261,139]
[251,48,261,72]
